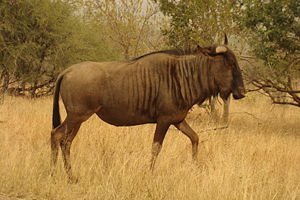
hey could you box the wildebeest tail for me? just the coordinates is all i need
[52,74,64,129]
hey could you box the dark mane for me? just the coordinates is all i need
[131,49,197,61]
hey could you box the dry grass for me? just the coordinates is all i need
[0,94,299,200]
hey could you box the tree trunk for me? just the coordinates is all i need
[0,69,10,92]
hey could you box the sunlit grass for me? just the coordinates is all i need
[0,94,299,200]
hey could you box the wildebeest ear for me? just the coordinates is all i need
[195,45,212,56]
[195,45,202,52]
[224,33,228,45]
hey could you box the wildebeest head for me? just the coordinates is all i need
[196,35,246,100]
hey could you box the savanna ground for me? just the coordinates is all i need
[0,93,299,200]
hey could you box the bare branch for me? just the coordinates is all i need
[231,112,264,122]
[198,126,229,133]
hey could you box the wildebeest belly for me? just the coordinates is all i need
[96,107,156,126]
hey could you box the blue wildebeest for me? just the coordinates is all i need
[51,37,245,181]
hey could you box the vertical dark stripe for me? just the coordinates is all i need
[197,57,204,96]
[125,52,221,113]
[166,59,171,92]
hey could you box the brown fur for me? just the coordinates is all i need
[51,42,245,181]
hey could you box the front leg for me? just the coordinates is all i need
[150,120,171,170]
[222,96,231,124]
[209,96,218,121]
[174,120,199,161]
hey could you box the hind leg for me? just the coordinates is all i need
[59,110,95,182]
[51,122,67,169]
[50,116,84,182]
[60,121,82,182]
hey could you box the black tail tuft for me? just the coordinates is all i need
[52,75,63,129]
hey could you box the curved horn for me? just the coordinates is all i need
[215,46,227,53]
[224,33,228,45]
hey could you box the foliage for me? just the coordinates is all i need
[242,0,299,63]
[241,0,300,107]
[84,0,164,60]
[0,0,118,97]
[153,0,242,48]
[154,0,300,108]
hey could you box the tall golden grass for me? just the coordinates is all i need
[0,94,299,200]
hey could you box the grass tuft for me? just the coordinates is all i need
[0,95,299,200]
